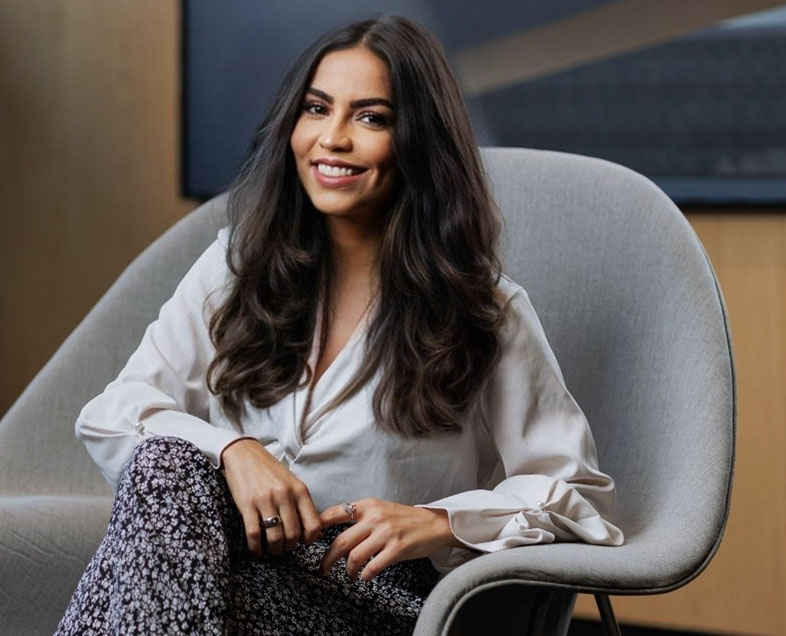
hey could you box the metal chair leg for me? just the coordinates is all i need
[526,589,554,636]
[594,594,622,636]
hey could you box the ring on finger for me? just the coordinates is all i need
[261,515,281,529]
[342,502,356,521]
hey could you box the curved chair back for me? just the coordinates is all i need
[483,148,733,588]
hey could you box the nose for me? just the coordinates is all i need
[318,117,351,151]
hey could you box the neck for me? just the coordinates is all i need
[325,215,384,281]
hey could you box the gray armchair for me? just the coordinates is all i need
[0,148,735,636]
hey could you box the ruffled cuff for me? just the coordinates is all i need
[415,482,624,564]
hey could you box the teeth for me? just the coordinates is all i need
[316,163,362,177]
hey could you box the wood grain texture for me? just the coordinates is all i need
[0,0,197,416]
[1,3,784,635]
[574,213,786,636]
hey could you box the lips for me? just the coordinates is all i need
[310,157,368,186]
[311,163,367,187]
[311,158,366,170]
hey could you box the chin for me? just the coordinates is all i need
[315,206,364,219]
[310,196,365,217]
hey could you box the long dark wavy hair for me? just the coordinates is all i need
[207,15,508,437]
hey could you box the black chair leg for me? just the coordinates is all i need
[594,594,622,636]
[526,589,554,635]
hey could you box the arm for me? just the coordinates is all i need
[75,227,254,491]
[318,286,622,582]
[414,287,624,555]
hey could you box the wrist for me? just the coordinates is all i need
[219,436,257,469]
[429,508,464,549]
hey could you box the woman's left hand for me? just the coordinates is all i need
[317,498,462,581]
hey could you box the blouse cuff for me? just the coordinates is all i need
[415,485,624,556]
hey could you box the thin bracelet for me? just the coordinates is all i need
[219,436,257,470]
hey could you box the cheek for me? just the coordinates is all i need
[290,120,312,159]
[367,138,396,176]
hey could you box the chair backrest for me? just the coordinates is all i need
[0,195,229,495]
[483,147,734,579]
[0,148,735,585]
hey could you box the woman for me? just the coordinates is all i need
[57,14,623,636]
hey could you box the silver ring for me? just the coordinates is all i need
[262,515,281,529]
[342,502,356,521]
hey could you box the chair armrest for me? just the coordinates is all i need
[0,496,114,635]
[414,533,720,636]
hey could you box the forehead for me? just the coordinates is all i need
[310,47,392,99]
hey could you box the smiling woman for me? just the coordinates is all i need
[290,48,398,224]
[55,13,622,636]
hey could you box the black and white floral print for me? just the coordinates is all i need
[55,436,440,635]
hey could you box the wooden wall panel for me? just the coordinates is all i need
[0,0,196,417]
[1,3,784,635]
[574,213,786,636]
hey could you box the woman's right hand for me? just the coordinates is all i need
[220,438,323,559]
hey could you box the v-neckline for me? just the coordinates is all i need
[307,304,370,393]
[296,298,375,441]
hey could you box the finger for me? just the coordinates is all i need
[259,505,285,556]
[319,503,358,527]
[278,501,302,552]
[360,546,399,582]
[319,523,370,576]
[240,508,264,560]
[345,535,386,581]
[296,494,324,545]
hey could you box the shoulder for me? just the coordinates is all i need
[216,225,231,250]
[495,273,525,304]
[196,225,231,273]
[494,275,556,359]
[495,273,535,327]
[196,224,230,268]
[173,225,234,308]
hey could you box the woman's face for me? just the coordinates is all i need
[290,47,397,226]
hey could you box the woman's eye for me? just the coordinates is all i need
[359,111,389,127]
[303,101,327,115]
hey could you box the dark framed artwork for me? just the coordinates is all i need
[182,1,786,206]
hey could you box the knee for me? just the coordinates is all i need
[123,436,211,488]
[135,435,204,464]
[113,437,225,539]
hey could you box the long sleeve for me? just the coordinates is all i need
[76,227,253,491]
[416,286,623,562]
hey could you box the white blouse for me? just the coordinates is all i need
[76,227,623,574]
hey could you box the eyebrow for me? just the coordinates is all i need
[305,87,394,110]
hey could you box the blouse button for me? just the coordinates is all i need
[535,501,545,510]
[135,422,145,434]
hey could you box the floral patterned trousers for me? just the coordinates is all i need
[55,436,440,635]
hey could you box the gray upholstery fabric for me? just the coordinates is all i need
[0,497,113,636]
[0,148,735,636]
